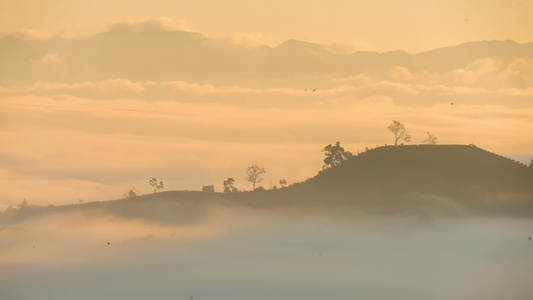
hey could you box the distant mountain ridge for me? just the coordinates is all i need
[1,29,532,84]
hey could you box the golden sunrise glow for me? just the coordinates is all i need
[1,1,532,208]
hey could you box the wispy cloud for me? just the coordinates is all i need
[15,29,54,40]
[107,17,194,33]
[40,53,63,64]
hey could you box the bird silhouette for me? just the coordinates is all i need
[451,102,454,105]
[313,89,316,92]
[529,237,532,240]
[107,242,110,245]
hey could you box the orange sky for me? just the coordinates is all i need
[1,0,532,53]
[1,1,532,208]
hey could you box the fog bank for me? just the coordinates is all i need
[1,202,532,300]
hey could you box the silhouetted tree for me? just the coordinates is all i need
[388,120,411,145]
[245,165,266,190]
[149,177,164,193]
[322,141,353,169]
[202,185,215,192]
[18,198,29,210]
[4,204,16,213]
[124,187,140,198]
[422,132,438,145]
[223,177,238,193]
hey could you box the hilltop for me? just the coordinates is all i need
[286,145,532,215]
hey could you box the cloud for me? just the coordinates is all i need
[15,29,54,40]
[107,17,194,33]
[40,53,63,64]
[28,79,146,98]
[227,31,280,48]
[388,66,413,81]
[431,58,533,90]
[500,58,533,88]
[441,58,504,86]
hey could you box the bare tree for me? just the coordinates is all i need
[279,179,287,188]
[149,177,164,193]
[124,187,140,198]
[422,132,438,145]
[245,165,266,190]
[387,120,411,145]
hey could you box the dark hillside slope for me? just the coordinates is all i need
[1,145,531,224]
[292,145,532,215]
[0,191,228,226]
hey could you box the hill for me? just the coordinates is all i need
[1,145,532,225]
[286,145,532,215]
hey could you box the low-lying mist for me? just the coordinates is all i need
[1,200,532,300]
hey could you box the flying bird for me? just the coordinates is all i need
[529,237,532,240]
[107,242,110,245]
[313,89,316,92]
[451,102,454,105]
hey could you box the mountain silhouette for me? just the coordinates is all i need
[413,40,533,72]
[0,35,39,64]
[2,28,532,84]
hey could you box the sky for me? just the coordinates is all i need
[1,0,533,208]
[1,0,532,53]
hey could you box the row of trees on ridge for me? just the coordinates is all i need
[127,120,437,197]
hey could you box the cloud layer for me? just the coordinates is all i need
[1,207,533,300]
